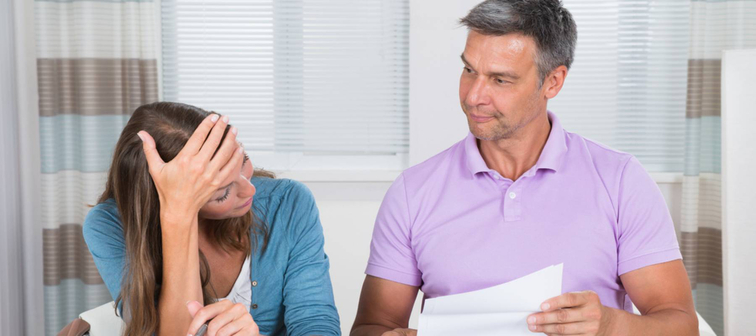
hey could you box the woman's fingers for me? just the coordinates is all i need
[206,303,251,336]
[187,300,234,335]
[218,314,258,336]
[207,126,239,174]
[215,147,244,186]
[182,114,220,156]
[137,131,165,175]
[198,115,230,161]
[187,300,204,318]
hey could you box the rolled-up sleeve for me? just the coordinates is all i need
[281,182,341,336]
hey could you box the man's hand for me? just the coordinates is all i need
[527,290,613,335]
[381,328,417,336]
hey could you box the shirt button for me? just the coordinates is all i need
[252,281,258,287]
[509,192,517,199]
[252,304,258,309]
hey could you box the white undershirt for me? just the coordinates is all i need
[216,256,252,310]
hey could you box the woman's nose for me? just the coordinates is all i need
[237,176,256,198]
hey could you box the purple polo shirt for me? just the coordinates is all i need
[365,112,682,312]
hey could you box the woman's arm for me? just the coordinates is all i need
[281,181,342,336]
[83,202,128,308]
[138,114,244,335]
[156,213,204,335]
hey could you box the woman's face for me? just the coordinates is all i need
[198,151,256,220]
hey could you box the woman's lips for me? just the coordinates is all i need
[238,197,253,209]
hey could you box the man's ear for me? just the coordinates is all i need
[543,65,568,99]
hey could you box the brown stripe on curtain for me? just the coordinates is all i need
[685,59,721,119]
[37,58,158,116]
[681,228,723,288]
[43,224,106,286]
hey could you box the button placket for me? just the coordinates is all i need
[504,180,522,221]
[499,178,515,221]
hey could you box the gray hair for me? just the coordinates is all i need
[460,0,577,86]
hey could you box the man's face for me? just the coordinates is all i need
[459,31,546,141]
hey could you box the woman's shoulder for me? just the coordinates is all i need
[251,177,313,203]
[251,177,319,234]
[83,198,124,243]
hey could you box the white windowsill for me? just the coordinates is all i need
[274,170,684,184]
[649,172,684,184]
[275,170,403,183]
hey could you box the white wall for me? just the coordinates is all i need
[408,0,480,166]
[721,49,756,336]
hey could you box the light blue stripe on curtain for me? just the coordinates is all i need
[44,280,112,336]
[684,116,722,176]
[693,284,724,336]
[40,115,131,174]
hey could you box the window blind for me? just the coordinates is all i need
[161,0,409,170]
[551,0,690,172]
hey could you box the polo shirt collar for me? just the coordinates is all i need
[463,111,568,177]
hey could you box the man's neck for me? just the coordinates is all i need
[478,112,552,181]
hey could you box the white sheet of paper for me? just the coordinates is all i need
[418,264,563,336]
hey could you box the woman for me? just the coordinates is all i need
[83,102,341,336]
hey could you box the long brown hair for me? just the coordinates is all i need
[97,102,274,335]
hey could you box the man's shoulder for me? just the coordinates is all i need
[401,136,468,186]
[565,130,635,176]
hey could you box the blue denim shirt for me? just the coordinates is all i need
[83,177,341,336]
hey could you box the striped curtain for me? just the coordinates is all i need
[35,0,159,334]
[682,1,756,335]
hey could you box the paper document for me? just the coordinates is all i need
[418,264,563,336]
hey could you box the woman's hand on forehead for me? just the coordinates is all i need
[138,113,245,225]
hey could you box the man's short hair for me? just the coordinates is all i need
[460,0,578,86]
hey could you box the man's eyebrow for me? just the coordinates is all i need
[460,54,472,67]
[490,71,520,80]
[460,54,520,80]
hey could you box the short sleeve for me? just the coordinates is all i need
[82,200,127,302]
[365,173,422,286]
[616,157,682,275]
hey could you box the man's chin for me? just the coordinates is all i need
[469,124,512,141]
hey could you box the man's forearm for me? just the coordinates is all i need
[607,306,698,336]
[351,324,393,336]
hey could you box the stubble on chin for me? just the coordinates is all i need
[466,112,518,141]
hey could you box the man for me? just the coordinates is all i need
[351,0,698,335]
